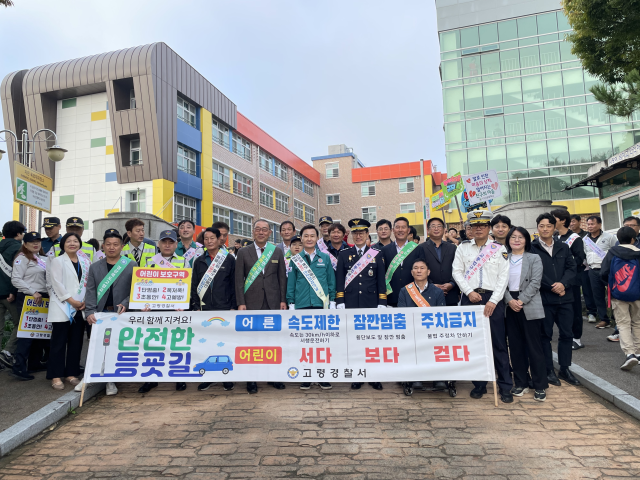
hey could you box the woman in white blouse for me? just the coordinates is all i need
[10,232,49,381]
[47,233,91,390]
[504,227,548,402]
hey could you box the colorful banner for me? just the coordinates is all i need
[441,172,464,201]
[84,305,496,383]
[462,190,492,212]
[430,190,451,211]
[129,267,192,310]
[17,296,51,339]
[462,170,502,206]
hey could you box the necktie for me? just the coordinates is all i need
[357,249,362,259]
[133,247,141,264]
[260,247,264,255]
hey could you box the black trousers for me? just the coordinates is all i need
[505,292,548,390]
[47,312,85,379]
[541,303,573,371]
[13,292,50,373]
[588,269,611,324]
[461,292,512,392]
[581,269,597,316]
[571,284,583,340]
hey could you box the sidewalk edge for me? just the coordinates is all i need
[0,383,104,457]
[552,352,640,421]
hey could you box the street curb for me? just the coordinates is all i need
[0,382,104,457]
[552,351,640,421]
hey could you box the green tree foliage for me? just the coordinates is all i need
[591,70,640,118]
[0,0,14,7]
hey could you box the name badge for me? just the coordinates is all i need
[271,260,278,263]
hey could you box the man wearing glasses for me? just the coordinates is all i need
[372,219,393,251]
[421,218,459,307]
[235,220,287,394]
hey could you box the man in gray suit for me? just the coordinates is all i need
[235,220,287,393]
[85,228,135,396]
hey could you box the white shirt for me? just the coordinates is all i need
[254,243,269,273]
[539,238,554,256]
[395,241,409,266]
[452,239,510,305]
[305,250,316,262]
[416,281,429,293]
[508,254,523,291]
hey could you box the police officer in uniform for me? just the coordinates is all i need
[335,219,387,390]
[41,217,62,255]
[50,217,96,261]
[452,210,512,403]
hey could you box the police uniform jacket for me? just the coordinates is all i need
[451,239,509,305]
[190,251,236,311]
[381,241,427,306]
[335,245,387,308]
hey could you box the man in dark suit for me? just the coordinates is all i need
[85,228,135,397]
[421,218,459,307]
[381,217,427,307]
[235,220,287,393]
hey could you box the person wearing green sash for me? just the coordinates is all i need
[287,225,336,391]
[84,229,135,396]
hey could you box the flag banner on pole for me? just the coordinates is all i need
[85,306,496,383]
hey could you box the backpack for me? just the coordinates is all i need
[608,254,640,302]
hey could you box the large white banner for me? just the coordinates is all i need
[85,306,495,383]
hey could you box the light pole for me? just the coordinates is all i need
[0,128,67,226]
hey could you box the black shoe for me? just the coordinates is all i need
[175,382,187,391]
[433,381,447,391]
[547,371,561,387]
[9,369,34,381]
[223,382,235,391]
[369,382,383,390]
[572,340,585,350]
[510,386,529,397]
[621,354,639,371]
[247,382,258,394]
[138,382,158,393]
[198,382,213,391]
[268,382,286,390]
[558,368,581,386]
[351,382,362,390]
[470,386,486,399]
[534,389,546,402]
[319,382,332,390]
[300,382,311,390]
[499,390,514,403]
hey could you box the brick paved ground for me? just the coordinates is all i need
[1,382,640,479]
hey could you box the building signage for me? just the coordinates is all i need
[14,162,53,213]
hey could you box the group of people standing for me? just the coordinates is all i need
[1,208,638,403]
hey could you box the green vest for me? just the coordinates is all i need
[122,242,156,267]
[52,241,95,262]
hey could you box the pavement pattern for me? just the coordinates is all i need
[1,382,640,480]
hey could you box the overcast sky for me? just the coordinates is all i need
[0,0,445,224]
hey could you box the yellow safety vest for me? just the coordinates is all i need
[52,241,95,262]
[147,254,186,268]
[121,242,156,267]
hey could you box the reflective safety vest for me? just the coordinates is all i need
[52,241,95,262]
[147,254,186,268]
[121,242,156,267]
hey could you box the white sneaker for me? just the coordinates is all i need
[106,382,118,396]
[608,333,620,342]
[74,378,84,392]
[588,314,597,323]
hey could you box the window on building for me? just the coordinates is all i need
[326,162,339,179]
[361,181,376,197]
[275,191,289,214]
[177,97,197,128]
[362,206,377,223]
[400,203,417,213]
[294,200,304,220]
[304,181,314,197]
[212,118,229,149]
[178,145,197,176]
[294,172,315,197]
[130,89,136,109]
[274,159,288,182]
[130,139,142,165]
[326,194,340,205]
[399,177,415,193]
[260,184,273,209]
[370,233,379,244]
[304,205,315,224]
[233,171,252,199]
[234,212,253,237]
[259,148,274,174]
[174,194,197,222]
[233,135,251,161]
[127,189,146,212]
[212,162,230,190]
[212,206,230,226]
[264,221,282,244]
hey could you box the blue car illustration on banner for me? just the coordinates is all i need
[193,355,234,375]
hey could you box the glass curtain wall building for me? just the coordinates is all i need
[437,2,640,206]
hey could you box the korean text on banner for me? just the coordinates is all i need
[442,172,464,201]
[84,306,495,383]
[17,296,52,339]
[129,267,192,310]
[430,190,451,211]
[14,162,53,213]
[462,170,502,207]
